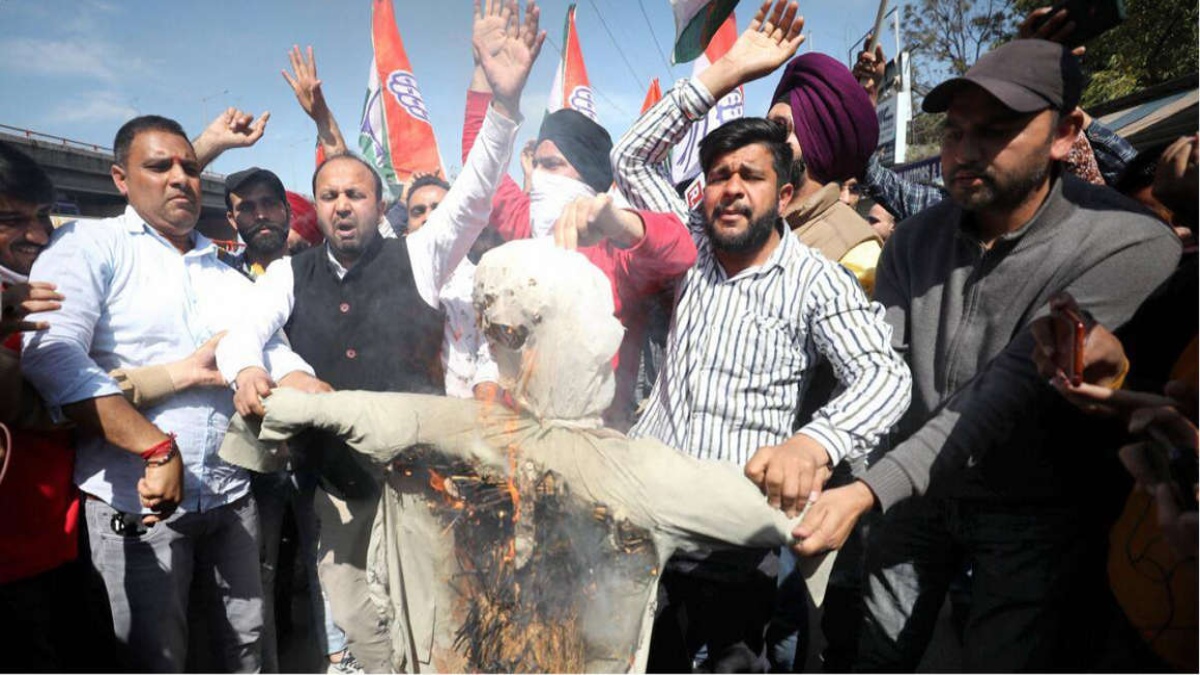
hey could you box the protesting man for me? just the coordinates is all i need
[20,114,322,671]
[215,2,543,669]
[799,40,1181,671]
[611,4,911,667]
[462,7,697,430]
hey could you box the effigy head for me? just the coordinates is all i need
[473,238,624,422]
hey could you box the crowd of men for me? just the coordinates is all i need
[0,0,1195,672]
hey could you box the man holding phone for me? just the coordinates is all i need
[791,40,1181,670]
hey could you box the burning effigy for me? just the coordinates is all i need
[221,240,835,673]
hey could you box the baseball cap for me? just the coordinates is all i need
[224,167,287,208]
[922,39,1083,114]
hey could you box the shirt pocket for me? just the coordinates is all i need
[704,311,802,383]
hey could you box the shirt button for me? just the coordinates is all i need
[339,302,350,313]
[346,348,357,359]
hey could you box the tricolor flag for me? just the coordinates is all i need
[358,0,444,198]
[641,77,663,114]
[547,5,598,121]
[671,0,739,64]
[670,12,743,186]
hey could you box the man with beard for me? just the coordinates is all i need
[610,4,911,671]
[795,40,1181,671]
[460,8,697,430]
[20,116,322,672]
[214,4,542,669]
[612,111,910,670]
[223,167,292,279]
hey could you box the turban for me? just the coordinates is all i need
[286,191,322,246]
[771,53,879,184]
[536,109,614,193]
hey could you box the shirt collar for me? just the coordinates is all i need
[119,204,216,258]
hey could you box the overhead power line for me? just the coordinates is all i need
[584,0,650,89]
[636,0,676,76]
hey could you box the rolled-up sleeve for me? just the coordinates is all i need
[21,223,121,413]
[612,78,715,223]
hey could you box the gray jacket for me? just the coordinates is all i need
[863,173,1182,510]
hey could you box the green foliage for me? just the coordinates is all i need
[902,0,1019,94]
[1013,0,1199,106]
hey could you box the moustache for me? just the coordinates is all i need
[10,243,45,255]
[949,165,992,182]
[715,204,753,219]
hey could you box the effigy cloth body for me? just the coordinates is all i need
[220,239,834,672]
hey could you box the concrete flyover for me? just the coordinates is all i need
[0,124,235,241]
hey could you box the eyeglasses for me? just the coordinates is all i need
[482,321,528,350]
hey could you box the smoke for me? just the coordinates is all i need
[384,442,658,672]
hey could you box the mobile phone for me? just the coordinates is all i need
[1037,0,1127,48]
[110,511,149,537]
[1057,306,1087,386]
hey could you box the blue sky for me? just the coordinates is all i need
[0,0,892,194]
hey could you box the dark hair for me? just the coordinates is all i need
[312,154,384,201]
[113,115,190,167]
[698,118,794,189]
[406,174,450,207]
[0,141,55,205]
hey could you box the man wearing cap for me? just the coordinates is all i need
[462,33,696,431]
[222,167,294,279]
[791,40,1181,670]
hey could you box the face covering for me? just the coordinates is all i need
[527,170,597,239]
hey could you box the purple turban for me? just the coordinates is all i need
[770,53,879,184]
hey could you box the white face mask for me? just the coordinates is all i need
[527,169,597,239]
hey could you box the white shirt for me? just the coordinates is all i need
[216,104,520,383]
[378,220,498,399]
[21,206,313,513]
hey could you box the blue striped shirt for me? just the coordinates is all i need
[615,78,912,467]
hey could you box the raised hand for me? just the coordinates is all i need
[282,45,329,119]
[701,0,805,99]
[473,0,546,120]
[193,107,271,168]
[1018,6,1087,57]
[0,281,63,339]
[853,38,886,105]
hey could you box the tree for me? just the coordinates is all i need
[1013,0,1198,106]
[902,0,1018,96]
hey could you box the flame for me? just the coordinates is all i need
[427,469,464,510]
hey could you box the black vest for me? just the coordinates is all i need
[285,236,445,394]
[285,237,446,499]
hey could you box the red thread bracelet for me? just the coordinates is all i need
[140,434,177,461]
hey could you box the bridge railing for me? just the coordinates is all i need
[0,123,226,181]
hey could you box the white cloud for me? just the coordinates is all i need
[48,92,138,124]
[0,38,149,83]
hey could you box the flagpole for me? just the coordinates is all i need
[860,0,889,84]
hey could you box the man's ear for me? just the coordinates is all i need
[778,181,795,212]
[1049,108,1086,162]
[111,164,129,197]
[226,211,237,230]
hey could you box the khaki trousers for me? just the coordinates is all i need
[314,485,393,673]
